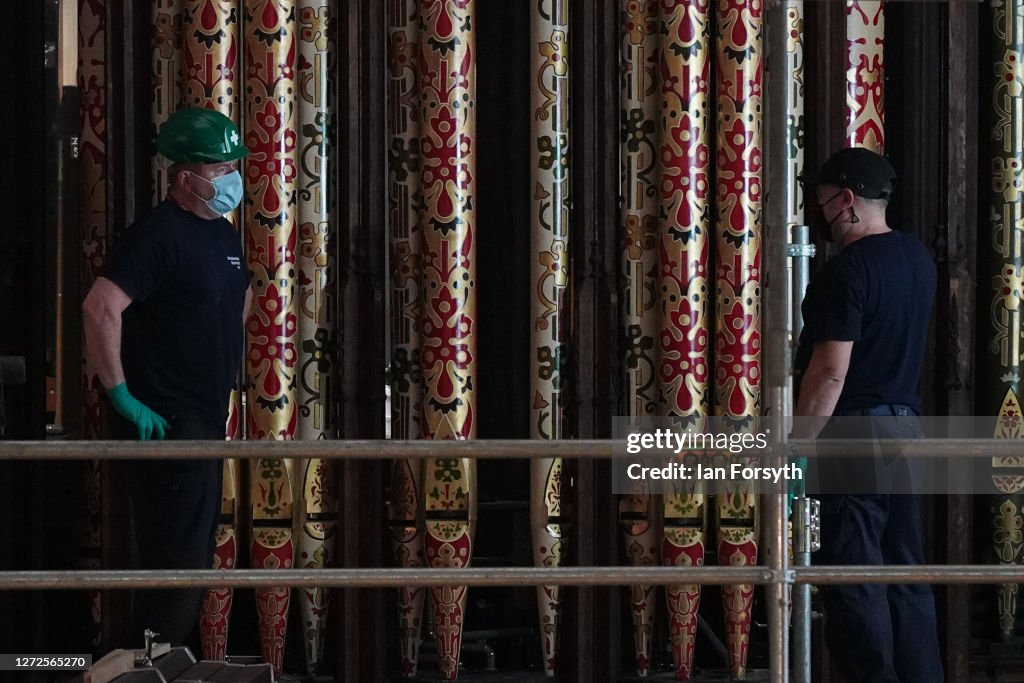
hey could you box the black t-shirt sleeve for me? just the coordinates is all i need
[813,256,864,343]
[103,222,177,302]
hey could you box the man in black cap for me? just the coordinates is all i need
[795,147,942,682]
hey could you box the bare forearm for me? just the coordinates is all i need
[792,369,845,440]
[795,368,844,418]
[83,298,126,390]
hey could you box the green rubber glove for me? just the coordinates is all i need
[107,383,169,440]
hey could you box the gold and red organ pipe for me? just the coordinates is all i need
[657,0,711,678]
[845,0,884,153]
[417,0,478,678]
[242,0,299,673]
[713,0,763,678]
[178,0,246,660]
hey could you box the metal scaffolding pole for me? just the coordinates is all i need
[765,0,803,679]
[6,434,1024,681]
[0,438,1021,460]
[8,564,1024,591]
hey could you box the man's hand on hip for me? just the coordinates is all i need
[107,383,169,440]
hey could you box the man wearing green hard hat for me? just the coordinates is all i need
[82,108,251,647]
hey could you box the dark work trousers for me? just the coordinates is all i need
[816,404,943,683]
[115,413,223,646]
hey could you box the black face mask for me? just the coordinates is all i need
[815,190,853,243]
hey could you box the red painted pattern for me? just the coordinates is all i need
[244,1,298,672]
[244,0,299,440]
[714,0,762,678]
[718,538,758,674]
[658,0,711,418]
[183,0,240,116]
[252,537,293,674]
[663,536,704,680]
[846,1,885,152]
[418,1,476,679]
[200,529,236,660]
[424,531,472,678]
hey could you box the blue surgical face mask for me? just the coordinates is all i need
[190,170,243,215]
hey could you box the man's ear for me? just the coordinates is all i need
[172,166,191,190]
[841,187,856,208]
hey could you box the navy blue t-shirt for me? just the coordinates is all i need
[795,230,936,413]
[103,200,249,428]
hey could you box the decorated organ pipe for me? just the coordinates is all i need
[242,0,299,673]
[417,0,479,678]
[294,0,337,674]
[619,0,663,675]
[387,0,427,676]
[713,0,764,677]
[657,0,711,678]
[178,0,246,659]
[987,0,1024,643]
[530,0,570,675]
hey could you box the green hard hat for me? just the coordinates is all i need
[157,108,250,163]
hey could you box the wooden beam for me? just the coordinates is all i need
[566,0,619,679]
[338,0,387,679]
[940,3,979,681]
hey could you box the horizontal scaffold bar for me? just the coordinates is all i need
[3,565,1024,590]
[0,438,1021,459]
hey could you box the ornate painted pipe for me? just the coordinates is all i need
[183,0,241,115]
[845,1,884,153]
[243,0,299,673]
[388,0,427,676]
[180,0,245,659]
[151,0,181,205]
[620,0,662,675]
[418,0,478,678]
[294,0,338,674]
[530,0,570,675]
[714,0,763,678]
[200,458,239,660]
[657,0,711,678]
[78,0,109,649]
[988,0,1024,642]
